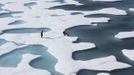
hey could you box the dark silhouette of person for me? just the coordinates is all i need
[41,30,43,38]
[63,31,69,36]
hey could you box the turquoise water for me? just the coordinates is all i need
[0,39,7,46]
[0,0,134,75]
[1,28,51,35]
[8,20,27,25]
[0,44,61,75]
[0,12,13,18]
[24,2,37,9]
[0,3,4,10]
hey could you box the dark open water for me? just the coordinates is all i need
[61,0,134,75]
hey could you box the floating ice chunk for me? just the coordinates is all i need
[63,0,82,5]
[97,73,110,75]
[92,0,122,2]
[56,55,131,75]
[0,53,50,75]
[122,49,134,61]
[95,8,127,15]
[77,55,131,71]
[115,31,134,39]
[129,8,134,12]
[81,8,127,16]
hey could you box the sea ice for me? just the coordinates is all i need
[0,53,50,75]
[0,33,131,75]
[129,8,134,12]
[122,49,134,61]
[0,0,131,75]
[72,8,127,17]
[0,42,27,56]
[115,31,134,39]
[92,0,122,2]
[97,73,110,75]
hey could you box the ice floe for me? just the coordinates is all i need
[63,0,82,5]
[115,31,134,39]
[122,49,134,61]
[0,53,50,75]
[81,8,127,16]
[77,55,131,71]
[129,8,134,12]
[97,73,110,75]
[92,0,122,2]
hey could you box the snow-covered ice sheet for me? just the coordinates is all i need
[0,42,27,56]
[0,0,132,75]
[0,33,132,75]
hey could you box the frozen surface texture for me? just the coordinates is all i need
[0,0,133,75]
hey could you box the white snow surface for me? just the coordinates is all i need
[0,0,131,75]
[0,33,132,75]
[82,8,127,15]
[129,8,134,11]
[97,73,110,75]
[115,31,134,39]
[122,49,134,61]
[0,42,27,56]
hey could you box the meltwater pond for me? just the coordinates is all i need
[1,28,51,34]
[8,20,27,25]
[0,39,7,46]
[0,44,62,75]
[0,0,134,75]
[24,2,37,9]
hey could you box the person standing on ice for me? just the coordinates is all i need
[63,31,69,36]
[41,30,43,38]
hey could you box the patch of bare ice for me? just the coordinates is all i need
[122,49,134,61]
[115,31,134,39]
[0,53,51,75]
